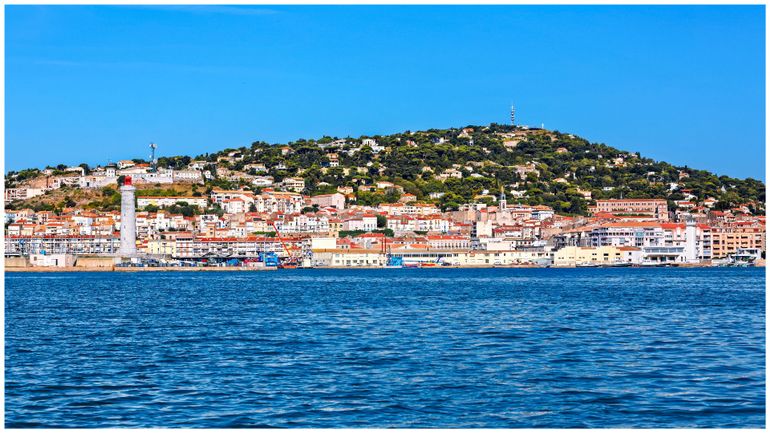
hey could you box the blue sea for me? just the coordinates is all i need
[5,268,766,428]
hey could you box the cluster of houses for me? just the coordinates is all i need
[3,128,577,208]
[5,160,205,204]
[4,130,765,267]
[5,183,765,267]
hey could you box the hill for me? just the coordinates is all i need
[6,123,765,215]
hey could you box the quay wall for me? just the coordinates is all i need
[76,256,116,269]
[6,266,278,272]
[5,256,29,268]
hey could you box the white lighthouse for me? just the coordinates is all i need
[119,176,137,256]
[684,215,697,263]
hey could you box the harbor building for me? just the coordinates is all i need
[553,246,642,267]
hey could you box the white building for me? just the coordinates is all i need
[343,215,378,232]
[137,196,208,209]
[5,188,46,203]
[589,223,665,248]
[282,177,305,192]
[309,193,345,210]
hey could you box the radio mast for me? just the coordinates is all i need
[149,142,158,172]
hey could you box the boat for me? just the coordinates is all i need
[384,256,403,268]
[640,262,678,267]
[729,248,761,267]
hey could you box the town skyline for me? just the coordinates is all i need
[6,122,765,270]
[6,5,766,179]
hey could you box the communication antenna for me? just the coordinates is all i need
[510,104,516,126]
[149,142,158,172]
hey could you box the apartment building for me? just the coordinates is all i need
[591,199,669,221]
[710,224,766,258]
[309,193,345,210]
[589,222,665,247]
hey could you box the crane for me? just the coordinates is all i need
[271,221,301,268]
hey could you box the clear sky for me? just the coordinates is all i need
[5,5,766,180]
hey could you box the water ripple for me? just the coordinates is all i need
[5,267,765,428]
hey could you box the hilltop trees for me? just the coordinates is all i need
[8,124,765,216]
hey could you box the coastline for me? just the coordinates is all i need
[6,263,759,272]
[5,266,278,272]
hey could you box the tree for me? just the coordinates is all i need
[376,214,387,228]
[384,188,401,203]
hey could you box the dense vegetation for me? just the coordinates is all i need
[198,124,765,214]
[6,123,765,216]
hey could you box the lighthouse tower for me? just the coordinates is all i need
[119,176,137,256]
[684,215,697,263]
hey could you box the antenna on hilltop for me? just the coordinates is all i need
[149,142,158,173]
[510,104,516,127]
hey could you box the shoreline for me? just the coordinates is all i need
[6,264,759,272]
[5,266,278,272]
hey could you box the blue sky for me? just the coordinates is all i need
[5,5,766,180]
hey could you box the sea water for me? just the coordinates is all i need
[5,268,765,427]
